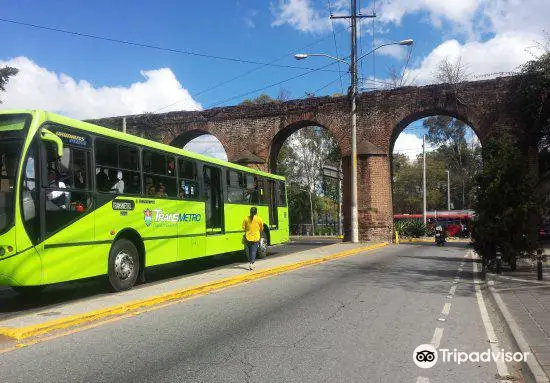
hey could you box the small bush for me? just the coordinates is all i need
[394,220,427,238]
[406,220,427,237]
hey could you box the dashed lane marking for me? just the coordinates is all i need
[472,250,510,378]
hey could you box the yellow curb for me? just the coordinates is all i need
[399,238,471,243]
[0,242,388,341]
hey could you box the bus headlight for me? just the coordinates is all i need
[0,247,5,257]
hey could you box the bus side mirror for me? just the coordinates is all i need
[40,128,64,157]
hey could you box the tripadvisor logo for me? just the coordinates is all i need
[143,209,201,226]
[413,344,529,369]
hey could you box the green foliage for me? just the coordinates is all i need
[394,219,426,238]
[472,134,540,260]
[277,126,341,230]
[0,66,18,103]
[240,93,276,105]
[406,220,427,237]
[392,135,481,214]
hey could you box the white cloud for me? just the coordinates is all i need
[393,132,428,161]
[183,135,228,161]
[483,0,550,37]
[404,32,539,84]
[0,56,202,119]
[271,0,331,33]
[377,0,481,28]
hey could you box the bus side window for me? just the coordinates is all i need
[178,158,199,199]
[278,182,287,206]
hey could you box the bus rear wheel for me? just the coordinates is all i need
[108,239,140,292]
[257,231,268,259]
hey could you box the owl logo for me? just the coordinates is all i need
[144,209,153,227]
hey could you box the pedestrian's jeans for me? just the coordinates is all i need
[244,240,259,263]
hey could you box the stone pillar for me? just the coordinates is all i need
[357,154,393,242]
[341,154,393,242]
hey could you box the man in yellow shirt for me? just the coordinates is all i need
[242,207,264,270]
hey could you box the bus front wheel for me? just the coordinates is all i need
[108,239,140,292]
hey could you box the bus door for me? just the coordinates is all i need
[203,165,223,234]
[40,136,96,283]
[268,179,278,229]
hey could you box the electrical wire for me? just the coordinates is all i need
[327,0,346,94]
[153,26,349,113]
[0,17,342,73]
[205,59,343,109]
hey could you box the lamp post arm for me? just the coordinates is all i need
[304,53,349,66]
[356,41,412,62]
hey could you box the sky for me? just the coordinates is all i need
[1,0,548,159]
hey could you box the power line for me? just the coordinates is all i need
[0,17,343,73]
[311,76,344,96]
[205,59,342,109]
[358,0,365,88]
[153,26,349,113]
[400,44,414,86]
[327,0,346,94]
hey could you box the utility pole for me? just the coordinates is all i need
[122,117,127,134]
[446,170,451,211]
[423,134,427,224]
[331,0,375,242]
[338,161,343,237]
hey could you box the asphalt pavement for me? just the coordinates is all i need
[0,242,529,382]
[0,238,338,320]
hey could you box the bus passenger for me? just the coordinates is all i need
[156,183,167,198]
[110,170,125,194]
[242,206,264,271]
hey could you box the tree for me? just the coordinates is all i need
[277,88,291,102]
[423,116,481,209]
[515,35,550,216]
[277,126,341,234]
[472,134,539,262]
[240,93,275,105]
[0,66,18,103]
[392,152,449,213]
[434,57,471,107]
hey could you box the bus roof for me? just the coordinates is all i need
[1,109,285,181]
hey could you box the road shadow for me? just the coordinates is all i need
[0,239,336,319]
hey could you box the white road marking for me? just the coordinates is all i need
[449,285,457,295]
[472,251,510,378]
[416,377,430,383]
[441,303,451,316]
[431,327,444,348]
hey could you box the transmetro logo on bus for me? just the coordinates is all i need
[144,209,153,227]
[143,209,201,227]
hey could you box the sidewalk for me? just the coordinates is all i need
[487,258,550,382]
[0,241,387,342]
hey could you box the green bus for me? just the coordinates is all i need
[0,110,289,293]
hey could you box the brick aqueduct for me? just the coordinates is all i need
[91,76,530,242]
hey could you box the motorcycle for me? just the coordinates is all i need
[435,231,445,246]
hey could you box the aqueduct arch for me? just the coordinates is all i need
[268,119,343,173]
[90,76,533,242]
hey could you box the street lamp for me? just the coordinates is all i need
[295,38,414,243]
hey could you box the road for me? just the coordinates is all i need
[0,242,527,382]
[0,238,338,320]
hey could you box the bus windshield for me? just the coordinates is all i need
[0,115,29,234]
